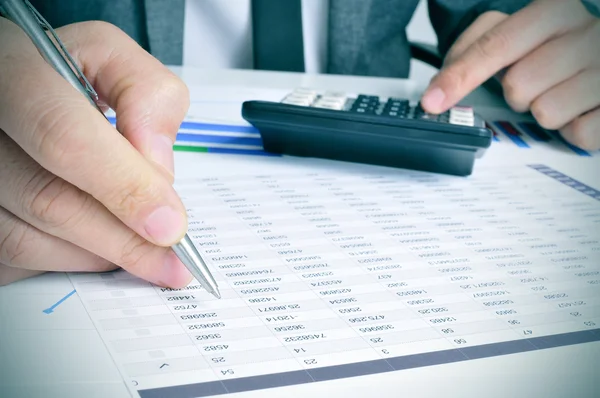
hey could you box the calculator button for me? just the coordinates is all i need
[383,109,406,118]
[451,105,473,113]
[353,107,376,114]
[356,94,379,101]
[314,100,345,108]
[382,98,409,117]
[449,119,474,126]
[282,97,312,106]
[450,106,474,117]
[286,93,315,101]
[449,106,474,126]
[323,91,347,99]
[313,102,345,110]
[283,92,316,103]
[387,97,409,104]
[283,88,320,105]
[385,98,409,108]
[317,96,346,105]
[350,95,379,113]
[312,94,346,110]
[355,95,380,106]
[313,100,345,110]
[449,118,474,126]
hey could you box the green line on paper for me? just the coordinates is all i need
[173,145,209,153]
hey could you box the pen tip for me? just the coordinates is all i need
[214,290,222,300]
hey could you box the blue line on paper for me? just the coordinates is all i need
[179,121,258,133]
[177,133,263,146]
[529,164,600,201]
[207,147,279,156]
[43,289,77,314]
[105,116,258,134]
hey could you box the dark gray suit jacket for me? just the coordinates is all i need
[29,0,531,78]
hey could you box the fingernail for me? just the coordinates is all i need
[157,251,193,288]
[150,135,174,175]
[421,87,446,113]
[144,205,187,245]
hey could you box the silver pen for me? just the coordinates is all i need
[0,0,221,299]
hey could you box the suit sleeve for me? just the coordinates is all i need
[427,0,532,57]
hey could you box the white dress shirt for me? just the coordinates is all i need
[183,0,329,73]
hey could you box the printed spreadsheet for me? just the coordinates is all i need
[69,162,600,398]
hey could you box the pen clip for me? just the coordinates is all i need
[22,0,99,103]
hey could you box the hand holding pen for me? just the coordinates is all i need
[0,0,219,299]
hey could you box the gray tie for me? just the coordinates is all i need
[251,0,305,72]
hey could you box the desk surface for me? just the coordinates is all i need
[1,67,599,398]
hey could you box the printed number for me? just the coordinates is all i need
[370,338,384,343]
[381,349,390,355]
[522,330,533,336]
[584,321,596,327]
[304,359,317,365]
[221,369,234,376]
[508,320,521,325]
[453,338,467,344]
[570,312,582,317]
[211,357,225,363]
[441,328,454,334]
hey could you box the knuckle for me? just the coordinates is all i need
[160,75,190,105]
[502,71,528,111]
[23,172,92,231]
[29,99,89,171]
[0,216,30,266]
[153,75,191,125]
[107,173,157,216]
[474,30,511,61]
[117,233,153,270]
[530,100,558,130]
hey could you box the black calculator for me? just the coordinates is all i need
[241,88,492,176]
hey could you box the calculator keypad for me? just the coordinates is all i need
[281,88,476,127]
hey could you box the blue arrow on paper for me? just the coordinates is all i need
[43,289,76,314]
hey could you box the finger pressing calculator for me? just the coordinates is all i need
[241,88,492,176]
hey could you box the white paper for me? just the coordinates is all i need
[68,156,600,397]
